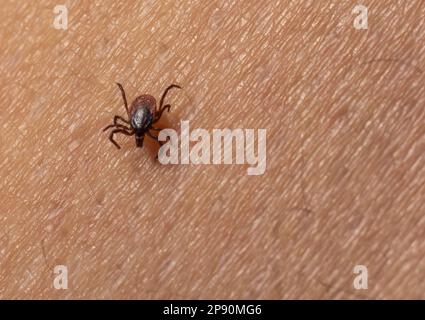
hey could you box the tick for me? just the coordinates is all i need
[103,83,181,150]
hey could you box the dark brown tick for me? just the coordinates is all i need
[103,83,181,150]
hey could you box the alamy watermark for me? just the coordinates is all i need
[53,265,68,289]
[353,4,368,30]
[157,121,267,175]
[53,5,68,30]
[353,265,368,290]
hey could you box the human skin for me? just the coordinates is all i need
[0,0,424,299]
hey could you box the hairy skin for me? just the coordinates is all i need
[0,0,424,299]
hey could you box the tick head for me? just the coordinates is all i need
[135,134,144,148]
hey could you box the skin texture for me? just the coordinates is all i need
[0,0,424,299]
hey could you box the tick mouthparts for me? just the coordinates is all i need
[136,136,144,147]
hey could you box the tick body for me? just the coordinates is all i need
[103,83,181,150]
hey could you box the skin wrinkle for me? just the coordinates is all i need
[0,0,424,299]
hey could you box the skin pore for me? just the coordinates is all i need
[0,1,424,298]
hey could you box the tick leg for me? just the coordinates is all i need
[108,129,134,149]
[103,123,131,132]
[114,115,130,125]
[147,130,169,161]
[159,84,181,111]
[116,83,130,117]
[146,130,162,144]
[146,130,170,146]
[153,104,171,123]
